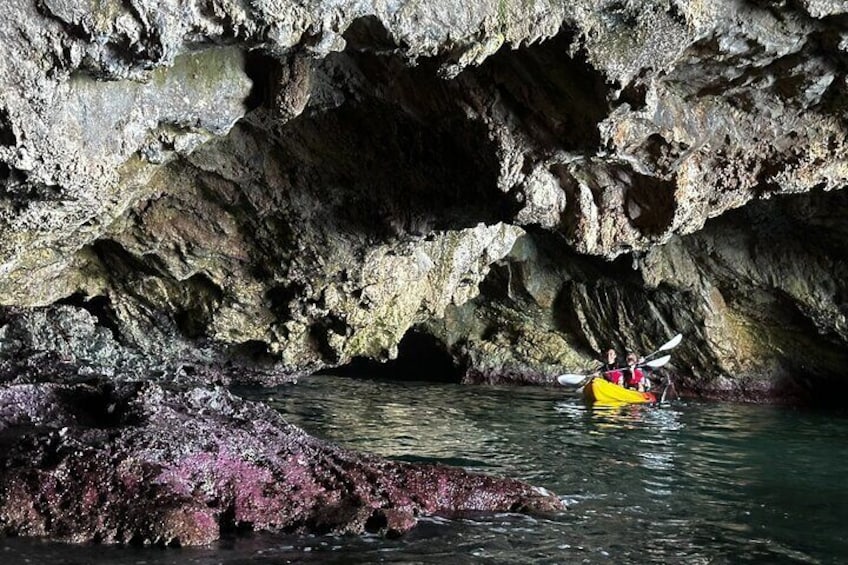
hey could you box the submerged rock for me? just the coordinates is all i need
[0,382,562,545]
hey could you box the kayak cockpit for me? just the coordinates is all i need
[583,377,657,406]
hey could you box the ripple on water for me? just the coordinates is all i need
[4,376,848,564]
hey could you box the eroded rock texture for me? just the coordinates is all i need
[1,0,847,548]
[1,3,847,394]
[0,382,562,544]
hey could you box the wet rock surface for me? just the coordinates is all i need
[0,381,562,545]
[0,0,846,549]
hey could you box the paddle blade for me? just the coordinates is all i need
[658,333,683,352]
[557,374,588,386]
[645,354,671,368]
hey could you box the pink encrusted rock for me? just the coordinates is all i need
[0,381,563,545]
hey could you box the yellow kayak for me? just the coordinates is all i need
[583,378,657,406]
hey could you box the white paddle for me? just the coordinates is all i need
[556,354,672,387]
[644,333,682,360]
[556,373,591,386]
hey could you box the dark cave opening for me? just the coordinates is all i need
[321,329,462,383]
[55,382,143,429]
[275,96,514,238]
[56,292,125,344]
[266,282,305,322]
[91,239,163,279]
[625,170,677,235]
[225,339,280,370]
[473,28,612,153]
[262,21,614,240]
[172,273,224,340]
[616,77,649,111]
[342,15,399,53]
[0,161,10,189]
[243,49,283,112]
[87,239,226,342]
[339,13,614,160]
[0,108,16,146]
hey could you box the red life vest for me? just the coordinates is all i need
[626,367,644,388]
[605,370,624,386]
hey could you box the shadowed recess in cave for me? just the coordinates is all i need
[172,273,224,339]
[274,97,511,237]
[259,19,614,239]
[738,183,848,256]
[698,189,848,389]
[343,15,399,53]
[471,26,611,153]
[55,382,144,429]
[624,170,677,235]
[91,238,165,279]
[56,292,124,343]
[0,108,16,146]
[244,50,283,111]
[87,239,224,341]
[319,329,462,382]
[271,16,518,237]
[225,339,279,370]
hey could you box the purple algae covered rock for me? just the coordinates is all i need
[0,381,563,545]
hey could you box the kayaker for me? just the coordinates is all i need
[600,348,624,386]
[624,352,650,391]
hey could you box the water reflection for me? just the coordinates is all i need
[4,376,848,564]
[253,376,846,563]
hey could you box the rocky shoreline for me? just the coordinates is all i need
[1,0,847,547]
[0,380,562,545]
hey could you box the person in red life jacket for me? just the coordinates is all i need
[624,352,650,391]
[600,348,624,386]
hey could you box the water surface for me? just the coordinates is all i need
[3,376,847,563]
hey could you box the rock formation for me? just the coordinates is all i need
[0,382,562,544]
[2,1,846,400]
[1,0,847,546]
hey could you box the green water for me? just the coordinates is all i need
[3,375,847,564]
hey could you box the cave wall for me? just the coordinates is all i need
[434,188,848,404]
[0,1,846,400]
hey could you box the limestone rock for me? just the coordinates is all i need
[0,381,563,545]
[0,0,846,400]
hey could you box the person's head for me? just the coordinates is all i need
[606,349,617,362]
[626,353,638,365]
